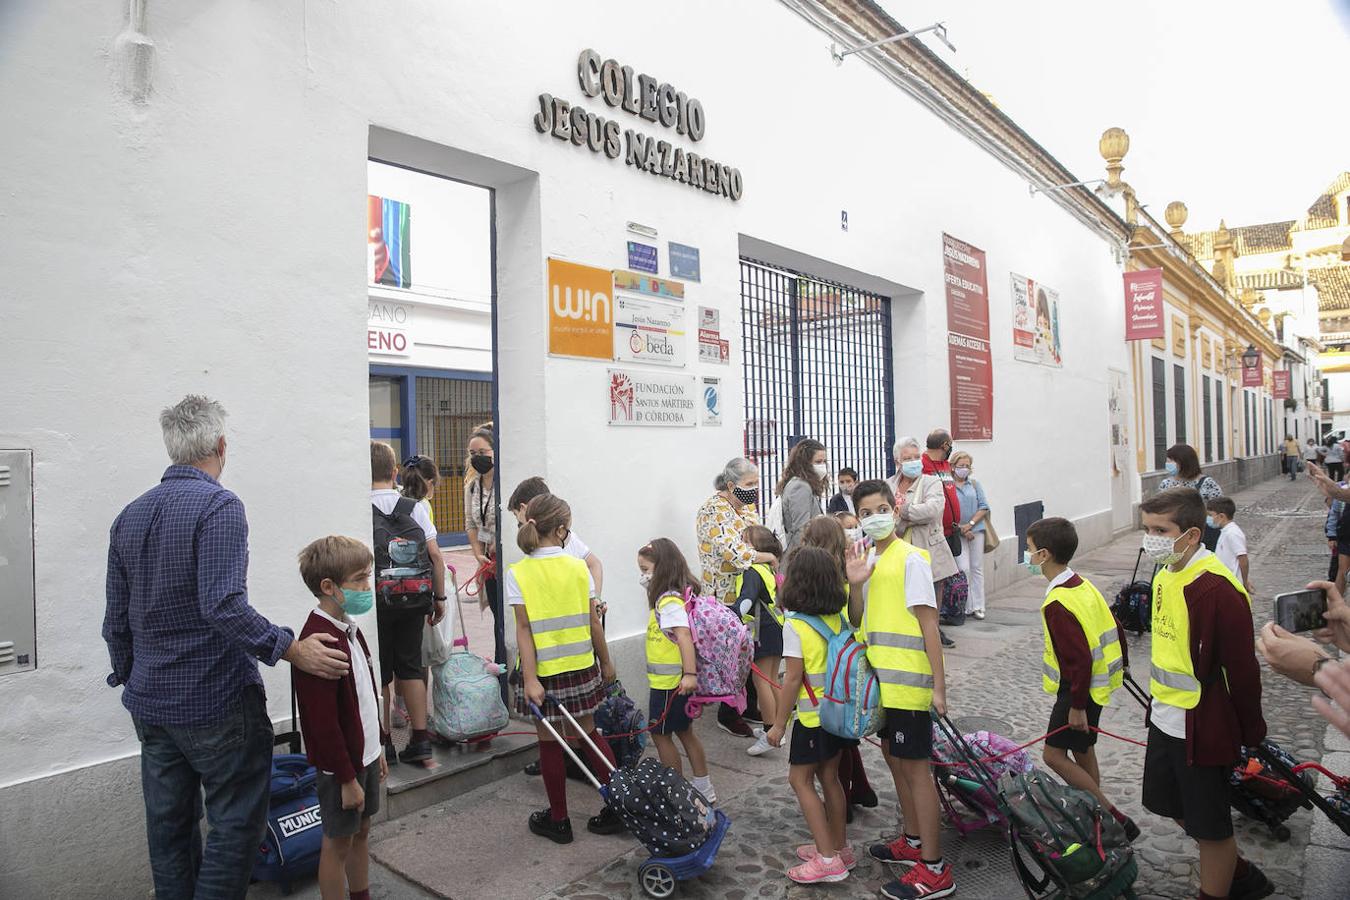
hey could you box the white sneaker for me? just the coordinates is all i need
[747,733,774,756]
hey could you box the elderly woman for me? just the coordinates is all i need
[951,451,991,619]
[888,436,960,641]
[696,457,779,737]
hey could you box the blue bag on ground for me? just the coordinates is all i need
[253,754,323,893]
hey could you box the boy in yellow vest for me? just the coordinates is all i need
[1025,517,1139,841]
[847,480,954,900]
[1139,488,1272,900]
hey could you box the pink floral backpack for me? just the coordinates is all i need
[682,587,753,711]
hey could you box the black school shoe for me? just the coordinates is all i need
[1120,815,1140,843]
[1230,863,1274,900]
[939,630,956,648]
[523,760,541,776]
[528,809,574,844]
[851,786,879,808]
[398,739,432,763]
[587,805,627,835]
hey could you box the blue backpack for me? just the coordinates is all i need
[788,613,882,740]
[253,754,323,894]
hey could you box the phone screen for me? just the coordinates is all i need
[1274,589,1328,633]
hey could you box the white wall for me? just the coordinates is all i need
[0,0,1129,793]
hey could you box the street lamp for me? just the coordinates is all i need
[1242,345,1259,369]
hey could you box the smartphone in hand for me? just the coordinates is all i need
[1273,588,1328,633]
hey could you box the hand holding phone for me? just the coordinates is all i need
[1274,588,1328,633]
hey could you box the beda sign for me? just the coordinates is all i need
[532,49,744,202]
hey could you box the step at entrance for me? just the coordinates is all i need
[384,726,537,820]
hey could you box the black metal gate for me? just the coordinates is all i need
[740,258,895,493]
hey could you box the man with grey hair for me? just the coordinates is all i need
[104,395,349,900]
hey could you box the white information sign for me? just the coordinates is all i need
[615,294,686,366]
[607,368,697,427]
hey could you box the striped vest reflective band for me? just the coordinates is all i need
[1040,577,1124,706]
[786,612,842,728]
[512,555,594,678]
[1149,552,1250,710]
[645,594,685,689]
[862,540,935,712]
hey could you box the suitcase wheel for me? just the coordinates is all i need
[639,862,677,898]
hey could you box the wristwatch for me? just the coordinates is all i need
[1312,655,1334,682]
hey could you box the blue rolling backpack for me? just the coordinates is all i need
[253,678,323,894]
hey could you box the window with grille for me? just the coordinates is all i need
[1202,375,1213,462]
[1173,363,1186,446]
[1152,357,1167,471]
[1216,380,1225,459]
[415,376,493,536]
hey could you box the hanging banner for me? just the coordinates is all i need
[1123,268,1165,341]
[1011,273,1063,367]
[614,294,686,367]
[942,234,993,440]
[548,258,613,359]
[1242,349,1263,387]
[1272,370,1291,399]
[608,368,697,427]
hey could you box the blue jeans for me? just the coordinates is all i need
[133,686,273,900]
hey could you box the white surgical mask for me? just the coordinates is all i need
[1141,532,1184,567]
[812,463,830,479]
[1023,549,1043,576]
[844,527,863,543]
[638,571,653,588]
[900,459,924,479]
[861,513,896,541]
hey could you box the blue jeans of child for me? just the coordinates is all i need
[133,686,273,900]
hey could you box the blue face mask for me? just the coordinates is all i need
[1205,515,1217,529]
[900,459,924,479]
[1023,549,1043,576]
[1164,461,1179,476]
[340,587,375,616]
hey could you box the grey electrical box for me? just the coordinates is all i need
[0,450,36,675]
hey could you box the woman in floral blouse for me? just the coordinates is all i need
[695,457,779,737]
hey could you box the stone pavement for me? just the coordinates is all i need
[250,474,1346,899]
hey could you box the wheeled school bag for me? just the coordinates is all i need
[682,587,753,711]
[1230,740,1318,841]
[788,612,881,740]
[932,728,1033,834]
[593,679,648,769]
[608,757,717,857]
[431,605,508,743]
[373,497,433,610]
[1110,549,1153,635]
[939,571,969,625]
[253,754,323,895]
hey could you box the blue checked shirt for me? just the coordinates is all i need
[104,466,294,725]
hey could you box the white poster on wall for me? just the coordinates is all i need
[608,369,697,427]
[701,376,722,426]
[614,294,686,367]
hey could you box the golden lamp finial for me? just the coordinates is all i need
[1164,201,1188,235]
[1099,127,1130,188]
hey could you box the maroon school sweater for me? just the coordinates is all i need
[293,610,387,783]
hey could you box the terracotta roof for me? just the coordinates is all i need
[1183,221,1295,259]
[1311,265,1350,312]
[1237,269,1304,291]
[1300,172,1350,231]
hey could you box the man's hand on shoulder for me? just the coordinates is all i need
[285,632,350,679]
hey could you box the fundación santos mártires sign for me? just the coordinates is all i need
[532,49,745,202]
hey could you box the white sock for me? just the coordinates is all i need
[692,774,712,792]
[819,855,837,865]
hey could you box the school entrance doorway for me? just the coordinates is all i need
[739,258,896,490]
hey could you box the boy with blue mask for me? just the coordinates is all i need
[294,536,388,900]
[1025,518,1139,843]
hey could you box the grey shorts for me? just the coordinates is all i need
[315,759,382,838]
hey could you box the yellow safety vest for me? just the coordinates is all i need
[862,540,935,711]
[1040,577,1124,706]
[646,594,686,690]
[785,612,843,728]
[734,563,783,640]
[512,555,594,678]
[1149,552,1250,709]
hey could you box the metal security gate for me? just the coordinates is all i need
[740,258,895,493]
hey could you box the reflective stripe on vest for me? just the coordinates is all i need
[646,594,686,690]
[787,615,841,727]
[512,555,594,678]
[1040,578,1125,706]
[862,540,935,712]
[1149,552,1250,710]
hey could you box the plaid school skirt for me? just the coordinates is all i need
[511,661,607,725]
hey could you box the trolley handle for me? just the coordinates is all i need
[546,693,617,775]
[526,700,607,793]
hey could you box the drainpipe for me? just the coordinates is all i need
[114,0,155,103]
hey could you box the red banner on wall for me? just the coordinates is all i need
[943,234,993,440]
[1272,370,1291,399]
[1123,268,1164,340]
[1242,350,1263,387]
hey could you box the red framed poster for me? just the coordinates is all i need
[943,234,993,440]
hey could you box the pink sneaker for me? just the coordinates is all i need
[795,844,857,869]
[788,852,849,884]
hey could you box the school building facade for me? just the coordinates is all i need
[0,1,1286,893]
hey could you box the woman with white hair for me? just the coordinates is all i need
[887,436,959,644]
[696,457,779,737]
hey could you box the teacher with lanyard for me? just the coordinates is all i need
[465,422,507,702]
[696,457,779,738]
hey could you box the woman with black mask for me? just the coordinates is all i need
[464,422,507,701]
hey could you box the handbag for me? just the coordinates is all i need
[983,518,1001,553]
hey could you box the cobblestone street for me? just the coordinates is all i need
[297,474,1346,900]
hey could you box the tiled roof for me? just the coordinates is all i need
[1237,269,1304,291]
[1183,221,1295,260]
[1311,265,1350,312]
[1301,172,1350,231]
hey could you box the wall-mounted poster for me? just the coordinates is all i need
[608,369,697,427]
[368,195,412,288]
[1011,273,1062,367]
[614,270,685,301]
[942,234,993,440]
[669,242,701,281]
[627,241,658,274]
[614,293,686,367]
[701,376,722,425]
[548,258,613,359]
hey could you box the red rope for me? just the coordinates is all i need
[460,687,681,745]
[463,559,496,597]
